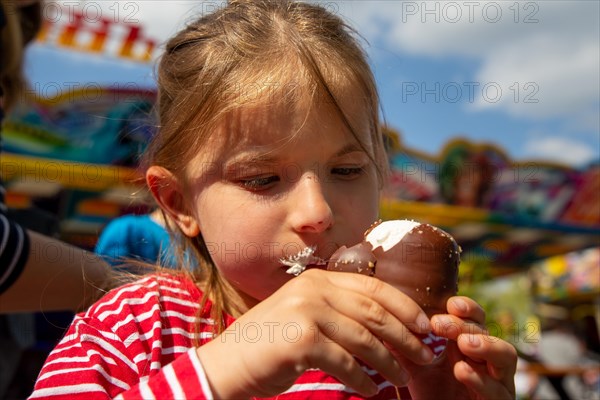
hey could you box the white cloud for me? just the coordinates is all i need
[335,1,600,122]
[469,31,599,121]
[522,136,597,166]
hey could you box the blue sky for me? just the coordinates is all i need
[24,1,599,167]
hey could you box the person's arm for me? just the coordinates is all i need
[0,230,110,313]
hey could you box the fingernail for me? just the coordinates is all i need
[467,334,481,348]
[462,361,474,374]
[452,298,467,313]
[365,380,378,396]
[421,346,434,363]
[416,313,431,333]
[434,315,453,326]
[394,368,411,387]
[432,315,461,339]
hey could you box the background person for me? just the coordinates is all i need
[0,0,110,313]
[95,208,180,269]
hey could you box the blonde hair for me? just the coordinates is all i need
[0,0,41,111]
[145,0,387,333]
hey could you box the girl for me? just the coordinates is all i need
[30,1,517,398]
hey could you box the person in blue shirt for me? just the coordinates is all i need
[95,209,180,268]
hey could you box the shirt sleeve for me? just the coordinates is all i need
[0,211,31,295]
[29,314,214,400]
[0,131,31,295]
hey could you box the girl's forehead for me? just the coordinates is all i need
[224,94,371,150]
[185,95,372,176]
[182,73,376,177]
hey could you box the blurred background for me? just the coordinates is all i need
[0,1,598,399]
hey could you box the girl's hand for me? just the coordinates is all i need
[404,296,517,399]
[196,269,436,398]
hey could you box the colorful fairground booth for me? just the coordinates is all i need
[1,9,599,399]
[380,128,600,399]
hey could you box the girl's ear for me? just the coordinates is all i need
[146,166,200,237]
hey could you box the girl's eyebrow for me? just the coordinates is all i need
[224,142,367,171]
[222,152,280,174]
[334,143,366,157]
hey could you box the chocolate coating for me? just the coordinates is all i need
[374,223,459,315]
[327,242,376,276]
[327,221,460,316]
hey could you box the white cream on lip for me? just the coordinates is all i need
[281,246,326,276]
[365,220,420,252]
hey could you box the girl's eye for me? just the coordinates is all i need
[239,175,280,190]
[331,167,364,178]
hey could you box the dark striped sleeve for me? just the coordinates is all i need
[0,136,31,294]
[0,206,31,295]
[0,31,31,295]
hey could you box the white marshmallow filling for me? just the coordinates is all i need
[365,220,421,252]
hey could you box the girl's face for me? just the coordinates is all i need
[185,97,380,311]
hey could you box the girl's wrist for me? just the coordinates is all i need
[195,340,253,399]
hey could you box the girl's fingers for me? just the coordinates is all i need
[317,270,432,334]
[456,333,517,398]
[269,271,448,394]
[430,314,488,341]
[457,333,518,381]
[429,296,517,400]
[446,296,486,324]
[313,314,411,388]
[454,359,514,399]
[304,338,380,397]
[323,285,435,366]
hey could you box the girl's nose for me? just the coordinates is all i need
[289,173,333,234]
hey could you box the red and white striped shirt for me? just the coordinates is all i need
[30,273,444,399]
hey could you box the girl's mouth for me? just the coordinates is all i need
[280,246,326,276]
